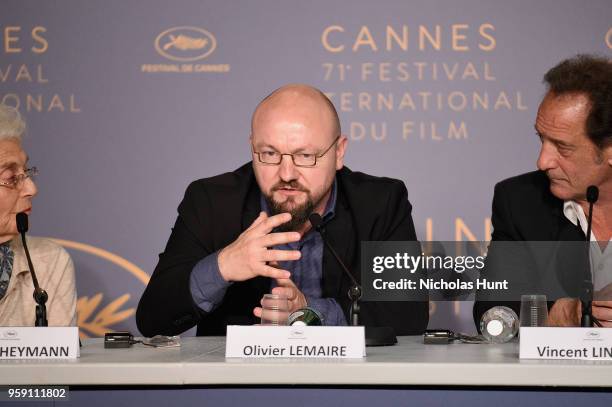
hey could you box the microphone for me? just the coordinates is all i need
[587,185,599,203]
[308,213,361,302]
[581,186,599,328]
[16,212,48,327]
[585,185,598,243]
[308,213,397,346]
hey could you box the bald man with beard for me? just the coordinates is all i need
[137,84,428,337]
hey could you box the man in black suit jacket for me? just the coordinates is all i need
[137,84,428,337]
[474,55,612,328]
[473,170,590,326]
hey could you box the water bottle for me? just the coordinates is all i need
[288,307,324,326]
[480,306,519,343]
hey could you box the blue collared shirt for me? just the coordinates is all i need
[189,180,347,326]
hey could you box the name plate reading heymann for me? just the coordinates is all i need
[226,326,365,358]
[0,327,79,359]
[520,327,612,360]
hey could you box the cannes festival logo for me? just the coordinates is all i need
[290,328,306,339]
[585,331,601,339]
[51,239,149,339]
[155,26,217,62]
[2,330,18,339]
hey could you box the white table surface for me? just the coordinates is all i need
[2,336,611,387]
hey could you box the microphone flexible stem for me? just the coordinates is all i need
[586,201,594,245]
[16,213,48,327]
[309,213,362,326]
[20,232,40,291]
[321,238,360,289]
[581,186,598,328]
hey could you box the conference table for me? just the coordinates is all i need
[1,336,611,406]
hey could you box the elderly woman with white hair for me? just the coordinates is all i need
[0,104,76,326]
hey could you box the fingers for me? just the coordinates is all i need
[246,212,268,231]
[220,211,301,283]
[272,286,297,300]
[275,278,297,288]
[261,232,301,247]
[254,212,292,234]
[547,298,581,327]
[261,295,288,309]
[593,303,612,323]
[257,264,291,279]
[594,288,612,301]
[593,300,612,308]
[262,249,301,262]
[272,279,307,312]
[254,305,290,324]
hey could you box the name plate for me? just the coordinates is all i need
[520,327,612,361]
[226,325,365,358]
[0,327,79,360]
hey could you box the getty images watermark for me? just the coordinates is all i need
[360,241,608,302]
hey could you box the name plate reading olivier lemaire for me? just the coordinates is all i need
[520,327,612,361]
[226,325,365,358]
[0,327,79,359]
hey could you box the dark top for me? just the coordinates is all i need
[136,163,429,337]
[473,170,588,329]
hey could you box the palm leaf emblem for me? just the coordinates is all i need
[77,293,135,338]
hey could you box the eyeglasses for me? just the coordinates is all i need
[252,136,340,167]
[0,167,38,189]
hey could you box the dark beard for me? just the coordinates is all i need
[265,194,315,232]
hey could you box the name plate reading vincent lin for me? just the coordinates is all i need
[520,327,612,361]
[226,325,365,358]
[0,327,79,360]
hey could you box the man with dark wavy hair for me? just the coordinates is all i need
[474,55,612,328]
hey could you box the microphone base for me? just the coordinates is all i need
[365,326,397,347]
